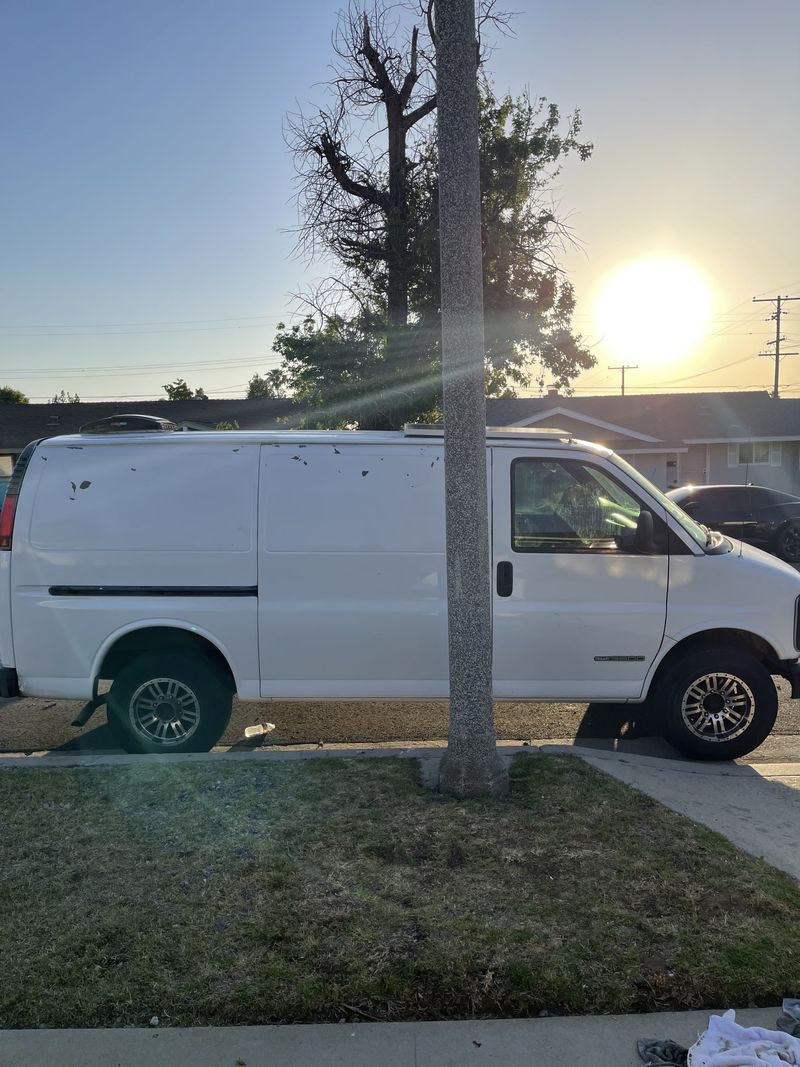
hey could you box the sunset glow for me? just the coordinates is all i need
[595,258,714,368]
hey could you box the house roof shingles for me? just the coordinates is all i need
[485,391,800,446]
[0,391,798,452]
[0,398,304,451]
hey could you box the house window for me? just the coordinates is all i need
[739,442,769,464]
[728,442,781,466]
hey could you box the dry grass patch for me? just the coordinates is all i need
[0,754,798,1028]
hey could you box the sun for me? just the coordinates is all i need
[595,257,714,368]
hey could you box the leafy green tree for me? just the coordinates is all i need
[271,316,439,429]
[411,88,595,398]
[246,368,290,399]
[214,419,240,430]
[162,378,206,400]
[50,390,80,403]
[0,387,29,404]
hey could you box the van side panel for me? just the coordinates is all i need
[11,440,261,695]
[258,442,449,698]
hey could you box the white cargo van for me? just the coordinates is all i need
[1,415,799,760]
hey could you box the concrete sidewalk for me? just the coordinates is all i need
[0,1008,784,1067]
[545,746,800,880]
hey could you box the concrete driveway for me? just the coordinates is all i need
[1,678,799,762]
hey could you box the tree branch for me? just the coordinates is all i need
[360,14,399,102]
[403,93,437,130]
[318,132,388,207]
[399,25,419,106]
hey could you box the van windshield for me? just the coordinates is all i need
[610,456,709,550]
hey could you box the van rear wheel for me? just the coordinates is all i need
[106,652,232,754]
[658,647,777,760]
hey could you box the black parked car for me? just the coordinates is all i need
[666,484,800,563]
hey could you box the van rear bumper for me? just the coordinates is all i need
[0,667,19,698]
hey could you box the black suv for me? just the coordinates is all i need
[667,484,800,563]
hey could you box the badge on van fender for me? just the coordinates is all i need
[593,655,646,661]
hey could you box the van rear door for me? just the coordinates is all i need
[0,441,40,682]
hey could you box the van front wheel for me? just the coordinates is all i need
[106,652,232,754]
[659,648,777,760]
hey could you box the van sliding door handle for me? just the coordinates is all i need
[496,561,513,597]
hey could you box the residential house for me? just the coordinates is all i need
[485,391,800,493]
[1,390,799,494]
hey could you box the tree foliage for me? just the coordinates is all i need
[0,387,29,404]
[275,1,594,428]
[246,368,290,399]
[50,389,80,403]
[162,378,207,400]
[272,316,439,428]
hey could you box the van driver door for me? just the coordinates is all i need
[491,450,669,700]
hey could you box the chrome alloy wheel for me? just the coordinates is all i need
[680,672,755,742]
[128,677,201,746]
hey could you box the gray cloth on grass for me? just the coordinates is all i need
[637,1038,688,1066]
[778,998,800,1038]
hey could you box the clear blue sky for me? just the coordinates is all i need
[2,0,798,401]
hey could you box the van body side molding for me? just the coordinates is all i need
[48,586,258,598]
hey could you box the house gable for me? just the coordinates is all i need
[509,405,661,444]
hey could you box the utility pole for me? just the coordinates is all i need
[608,364,638,396]
[754,294,800,399]
[435,0,508,799]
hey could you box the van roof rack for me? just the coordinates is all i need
[403,423,574,442]
[79,414,177,434]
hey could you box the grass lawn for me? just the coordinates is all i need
[1,753,798,1028]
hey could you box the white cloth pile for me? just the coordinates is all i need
[688,1010,800,1067]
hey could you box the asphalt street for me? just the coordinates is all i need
[1,678,798,762]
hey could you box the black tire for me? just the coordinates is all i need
[656,647,777,761]
[106,652,233,754]
[775,523,800,564]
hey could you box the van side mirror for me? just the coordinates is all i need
[634,509,655,553]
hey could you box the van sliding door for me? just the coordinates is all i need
[257,442,450,699]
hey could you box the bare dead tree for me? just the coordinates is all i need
[286,0,510,335]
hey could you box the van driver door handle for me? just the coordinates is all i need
[496,560,513,597]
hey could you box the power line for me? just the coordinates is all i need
[0,323,282,339]
[653,353,756,386]
[0,355,284,379]
[0,314,283,330]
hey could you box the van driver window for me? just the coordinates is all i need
[512,458,648,553]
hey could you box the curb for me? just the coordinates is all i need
[0,741,799,779]
[0,1008,785,1067]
